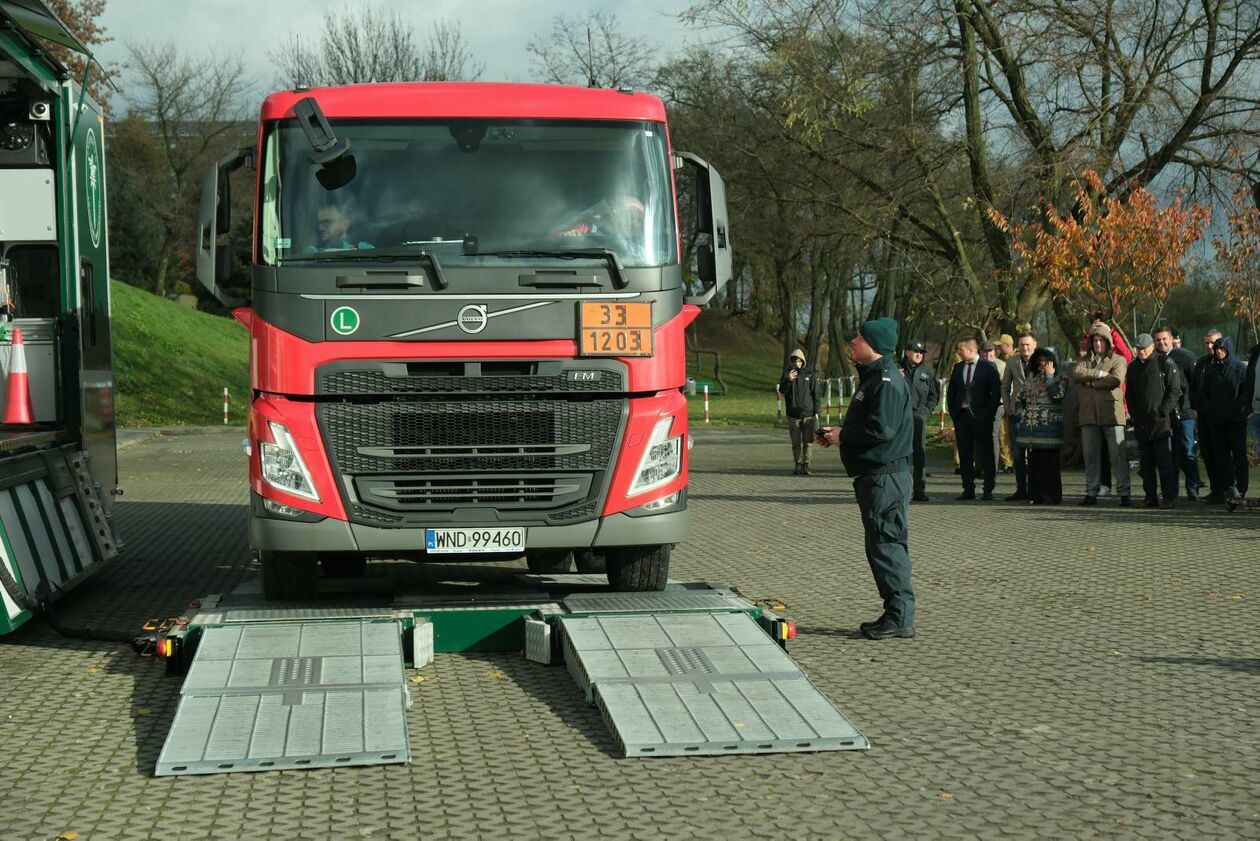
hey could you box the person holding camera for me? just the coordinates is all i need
[779,349,820,475]
[817,318,916,640]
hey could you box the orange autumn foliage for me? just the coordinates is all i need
[988,171,1210,320]
[1214,186,1260,335]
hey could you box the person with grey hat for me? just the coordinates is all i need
[1125,333,1182,508]
[900,340,939,501]
[778,348,820,475]
[817,317,916,640]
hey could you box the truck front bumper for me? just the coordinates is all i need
[249,504,689,555]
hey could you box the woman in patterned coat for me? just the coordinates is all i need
[1016,348,1066,504]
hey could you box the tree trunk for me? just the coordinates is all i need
[804,258,827,366]
[775,258,797,363]
[154,233,175,297]
[825,262,852,379]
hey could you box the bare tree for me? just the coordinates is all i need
[527,12,657,89]
[272,6,482,86]
[421,20,485,81]
[123,41,252,296]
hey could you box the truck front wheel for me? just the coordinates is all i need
[260,550,319,601]
[606,545,670,591]
[525,550,575,574]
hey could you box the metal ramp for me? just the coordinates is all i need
[558,611,869,757]
[155,619,410,776]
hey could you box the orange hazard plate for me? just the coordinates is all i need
[579,302,653,357]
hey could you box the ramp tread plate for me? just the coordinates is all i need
[156,620,410,776]
[562,591,746,614]
[561,613,869,757]
[209,607,400,623]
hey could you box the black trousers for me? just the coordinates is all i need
[1027,448,1062,503]
[954,410,996,494]
[1202,422,1249,498]
[854,471,915,627]
[911,416,927,495]
[1137,436,1178,502]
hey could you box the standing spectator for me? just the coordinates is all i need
[1002,333,1037,501]
[1016,347,1066,504]
[816,318,916,640]
[996,334,1017,470]
[1247,338,1260,456]
[779,349,820,475]
[997,334,1016,361]
[1126,334,1182,509]
[947,338,1002,500]
[1060,347,1086,469]
[1192,329,1224,495]
[1153,326,1201,500]
[1072,323,1132,507]
[981,341,1011,474]
[1198,337,1249,503]
[900,340,940,502]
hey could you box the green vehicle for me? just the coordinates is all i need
[0,1,120,634]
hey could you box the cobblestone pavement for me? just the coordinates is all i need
[1,427,1257,840]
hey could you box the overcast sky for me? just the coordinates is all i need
[94,0,702,106]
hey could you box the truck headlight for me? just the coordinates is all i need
[628,417,682,496]
[260,421,320,502]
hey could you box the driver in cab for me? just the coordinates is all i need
[548,195,646,257]
[312,202,373,251]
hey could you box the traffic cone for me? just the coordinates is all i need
[3,327,34,425]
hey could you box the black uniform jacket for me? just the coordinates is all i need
[840,355,913,478]
[900,359,940,419]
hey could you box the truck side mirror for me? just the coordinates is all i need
[678,152,732,306]
[196,146,251,308]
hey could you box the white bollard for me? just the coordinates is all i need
[824,377,832,425]
[775,386,782,421]
[703,384,710,424]
[223,386,230,425]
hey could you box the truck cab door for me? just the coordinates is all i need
[677,152,732,306]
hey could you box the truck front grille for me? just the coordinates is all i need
[317,398,626,524]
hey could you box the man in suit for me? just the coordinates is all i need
[947,337,1002,500]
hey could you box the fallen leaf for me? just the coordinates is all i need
[134,707,152,717]
[1231,594,1246,601]
[487,670,503,679]
[86,668,100,675]
[56,834,80,841]
[939,791,954,800]
[408,675,430,684]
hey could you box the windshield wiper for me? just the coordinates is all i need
[288,249,448,290]
[477,249,628,289]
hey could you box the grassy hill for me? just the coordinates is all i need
[685,309,829,427]
[112,280,249,426]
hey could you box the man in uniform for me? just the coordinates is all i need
[818,318,916,640]
[900,340,939,502]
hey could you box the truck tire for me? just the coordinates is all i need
[606,545,669,591]
[260,550,319,601]
[526,550,575,574]
[574,549,606,574]
[320,553,367,578]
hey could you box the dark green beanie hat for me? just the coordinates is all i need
[859,317,899,356]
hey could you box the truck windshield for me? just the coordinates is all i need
[260,119,677,269]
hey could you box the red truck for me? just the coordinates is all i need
[196,83,731,600]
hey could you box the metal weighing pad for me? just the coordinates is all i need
[155,619,410,776]
[559,612,869,757]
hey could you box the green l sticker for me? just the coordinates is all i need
[330,306,360,336]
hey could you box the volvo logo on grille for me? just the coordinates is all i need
[457,304,488,334]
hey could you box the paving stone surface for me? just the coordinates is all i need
[1,427,1257,839]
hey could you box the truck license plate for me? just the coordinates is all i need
[425,527,525,554]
